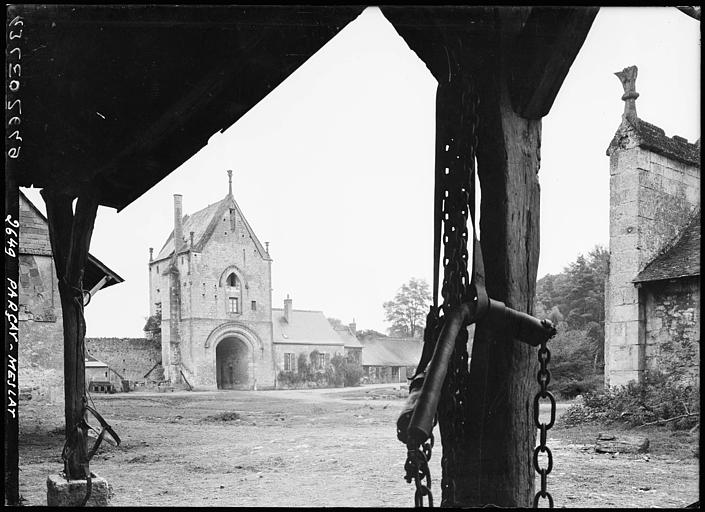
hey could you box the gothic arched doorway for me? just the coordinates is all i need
[216,337,250,389]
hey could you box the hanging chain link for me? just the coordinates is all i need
[405,433,435,507]
[437,72,480,508]
[533,328,556,508]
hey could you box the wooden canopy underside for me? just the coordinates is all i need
[14,5,366,209]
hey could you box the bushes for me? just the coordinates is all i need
[561,371,700,430]
[277,352,362,389]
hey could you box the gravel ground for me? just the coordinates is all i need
[17,384,699,507]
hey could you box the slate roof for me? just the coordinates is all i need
[155,193,269,262]
[607,117,700,167]
[19,190,124,291]
[634,209,701,283]
[360,337,423,367]
[334,325,363,349]
[272,308,346,347]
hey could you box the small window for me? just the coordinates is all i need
[284,353,295,371]
[227,273,239,288]
[251,300,257,311]
[105,372,108,377]
[318,353,326,369]
[228,297,239,314]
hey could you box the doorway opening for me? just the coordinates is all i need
[216,337,250,389]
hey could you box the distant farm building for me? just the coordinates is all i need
[361,337,423,384]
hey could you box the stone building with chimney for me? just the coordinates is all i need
[147,172,355,389]
[604,66,700,387]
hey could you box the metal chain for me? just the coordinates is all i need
[437,73,480,508]
[533,329,556,508]
[405,434,435,507]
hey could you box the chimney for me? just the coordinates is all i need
[173,194,184,253]
[149,247,153,262]
[265,241,270,254]
[349,318,356,335]
[615,65,639,123]
[284,294,292,323]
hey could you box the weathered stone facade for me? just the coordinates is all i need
[604,66,700,387]
[149,174,275,389]
[642,278,700,385]
[85,337,162,382]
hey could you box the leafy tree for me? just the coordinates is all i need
[536,245,608,332]
[383,278,431,339]
[535,245,609,395]
[327,317,343,329]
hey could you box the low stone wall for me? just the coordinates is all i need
[644,278,700,384]
[85,337,162,382]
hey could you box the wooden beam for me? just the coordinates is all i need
[41,189,99,480]
[508,7,599,119]
[454,44,542,508]
[87,276,109,298]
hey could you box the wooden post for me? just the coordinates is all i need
[41,189,99,480]
[449,49,542,508]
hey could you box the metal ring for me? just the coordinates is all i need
[533,391,556,429]
[533,490,554,508]
[532,445,553,475]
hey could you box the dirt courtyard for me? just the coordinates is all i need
[18,384,698,507]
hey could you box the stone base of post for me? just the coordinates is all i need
[47,473,112,507]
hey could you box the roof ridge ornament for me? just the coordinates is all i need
[227,169,233,197]
[615,65,639,123]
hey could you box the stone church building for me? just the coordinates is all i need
[604,66,700,387]
[148,171,354,389]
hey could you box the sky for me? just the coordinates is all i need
[21,7,700,337]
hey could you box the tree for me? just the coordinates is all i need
[327,317,343,329]
[356,329,387,341]
[383,278,431,338]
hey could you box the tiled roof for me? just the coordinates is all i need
[634,209,701,283]
[19,190,124,290]
[272,308,345,347]
[636,119,700,166]
[155,194,269,262]
[334,325,363,349]
[361,337,423,367]
[608,117,700,167]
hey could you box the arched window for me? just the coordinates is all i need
[227,273,239,288]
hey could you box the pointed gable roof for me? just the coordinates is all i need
[155,193,269,262]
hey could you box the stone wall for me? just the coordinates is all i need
[643,278,700,385]
[150,196,275,388]
[85,337,162,382]
[605,137,700,387]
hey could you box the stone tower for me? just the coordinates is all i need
[604,66,700,387]
[148,171,275,389]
